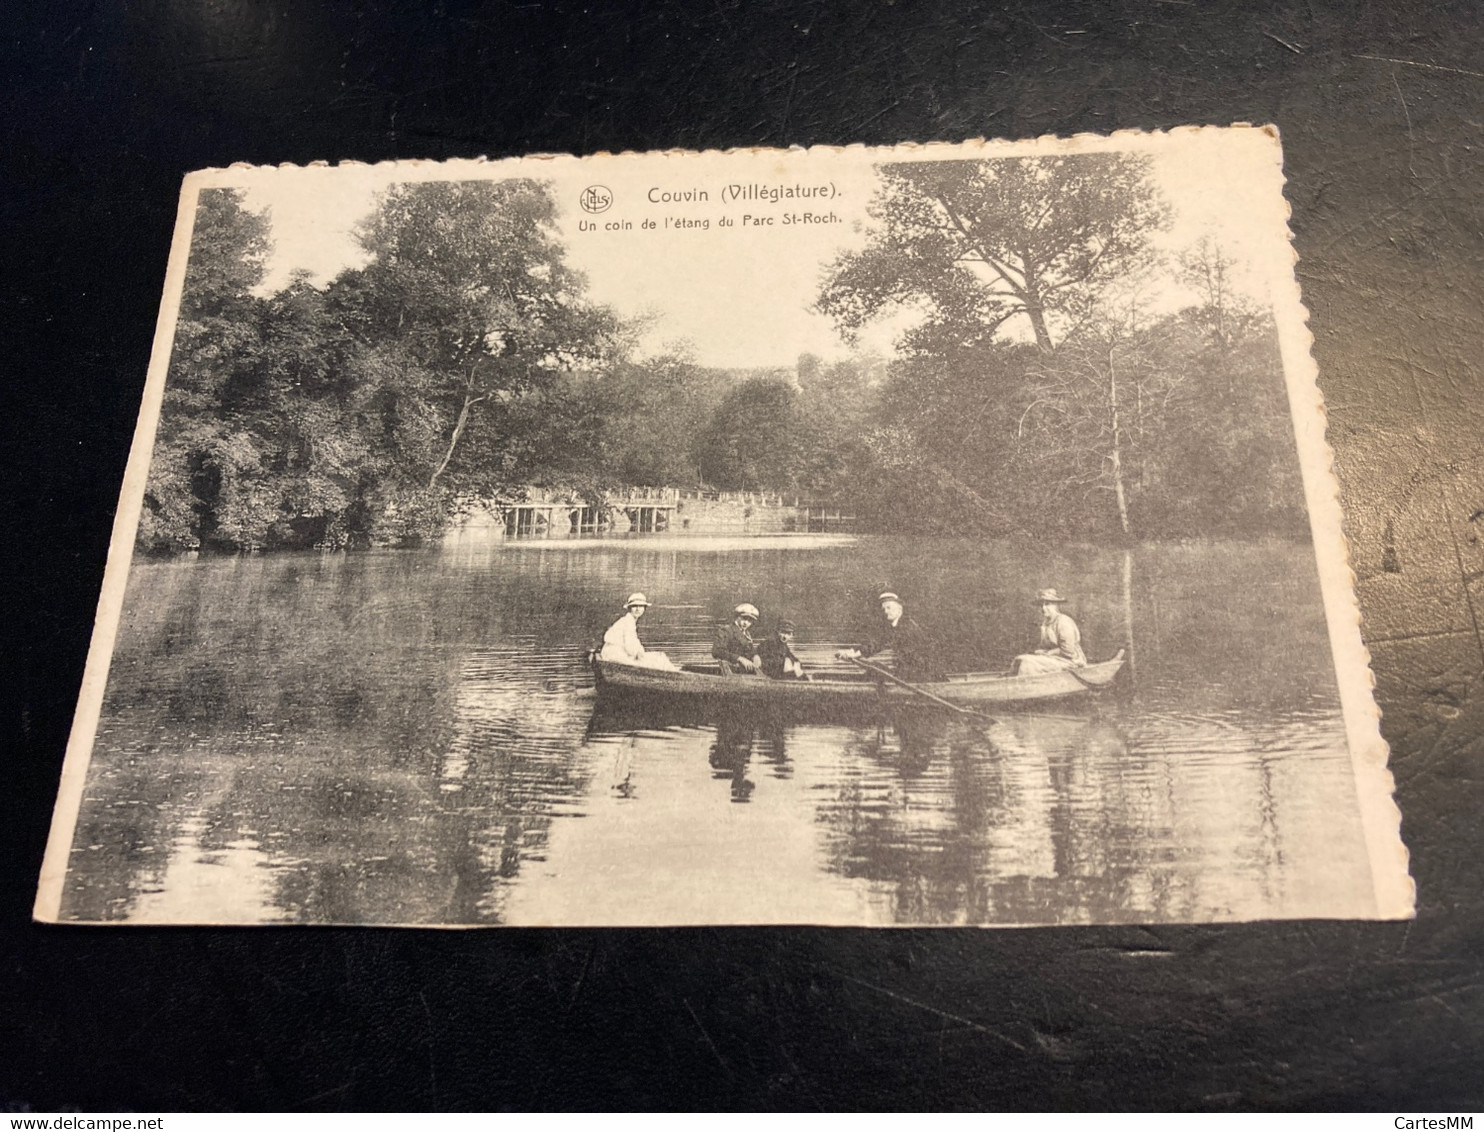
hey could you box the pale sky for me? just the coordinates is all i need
[222,130,1290,369]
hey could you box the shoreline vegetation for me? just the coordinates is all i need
[140,158,1309,556]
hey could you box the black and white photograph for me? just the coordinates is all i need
[35,129,1411,927]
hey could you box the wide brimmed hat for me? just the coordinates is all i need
[734,603,760,620]
[1035,589,1068,603]
[624,592,652,608]
[878,591,901,604]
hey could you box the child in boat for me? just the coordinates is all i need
[599,592,677,670]
[1011,589,1087,675]
[758,619,812,681]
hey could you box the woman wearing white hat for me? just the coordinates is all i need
[599,593,677,669]
[1012,589,1086,675]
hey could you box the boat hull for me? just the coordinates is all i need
[592,652,1124,708]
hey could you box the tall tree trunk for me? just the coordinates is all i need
[1121,547,1138,685]
[428,391,486,488]
[1107,348,1131,537]
[1026,303,1054,351]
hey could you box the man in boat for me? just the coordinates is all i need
[835,591,942,683]
[712,603,763,675]
[758,618,812,681]
[1011,589,1087,675]
[599,592,677,670]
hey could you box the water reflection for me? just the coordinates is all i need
[708,716,760,803]
[61,535,1379,926]
[129,811,288,924]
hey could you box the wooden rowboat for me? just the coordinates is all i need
[591,650,1125,708]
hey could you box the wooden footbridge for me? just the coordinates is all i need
[462,488,856,539]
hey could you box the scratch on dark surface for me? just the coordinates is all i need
[1263,31,1304,54]
[1313,175,1451,253]
[853,100,902,132]
[682,997,730,1072]
[1077,940,1175,957]
[298,1078,356,1108]
[1013,3,1076,48]
[1391,69,1419,181]
[776,63,800,141]
[1395,920,1413,959]
[566,944,594,1011]
[835,973,1029,1053]
[1403,340,1429,415]
[1429,993,1463,1020]
[1442,484,1484,667]
[122,1000,172,1045]
[1204,1091,1244,1105]
[1355,53,1484,80]
[1364,627,1480,646]
[419,990,439,1111]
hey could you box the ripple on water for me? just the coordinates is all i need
[63,537,1377,926]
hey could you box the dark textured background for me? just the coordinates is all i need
[3,0,1481,1111]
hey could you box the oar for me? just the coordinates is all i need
[848,657,997,723]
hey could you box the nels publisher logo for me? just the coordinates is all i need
[579,185,613,214]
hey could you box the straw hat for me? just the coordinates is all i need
[1035,589,1068,603]
[878,591,901,604]
[624,592,652,609]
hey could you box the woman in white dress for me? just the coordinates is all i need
[1012,589,1087,675]
[599,592,677,670]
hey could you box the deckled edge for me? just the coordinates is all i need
[178,121,1270,180]
[1266,126,1415,919]
[35,125,1413,924]
[33,174,205,922]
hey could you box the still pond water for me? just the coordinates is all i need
[61,533,1378,926]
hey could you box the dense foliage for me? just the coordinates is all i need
[816,156,1307,540]
[141,162,1309,554]
[141,184,626,551]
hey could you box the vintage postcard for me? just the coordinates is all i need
[36,128,1412,926]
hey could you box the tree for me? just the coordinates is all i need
[577,349,733,488]
[140,189,273,551]
[141,180,641,553]
[330,180,626,492]
[695,377,808,492]
[792,352,883,499]
[810,162,1312,541]
[1016,309,1198,538]
[861,339,1043,534]
[181,188,272,312]
[1011,293,1309,540]
[819,154,1170,352]
[1181,236,1240,351]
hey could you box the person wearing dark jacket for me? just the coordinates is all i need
[836,591,941,682]
[712,603,763,675]
[758,619,811,681]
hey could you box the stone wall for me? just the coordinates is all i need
[668,493,800,534]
